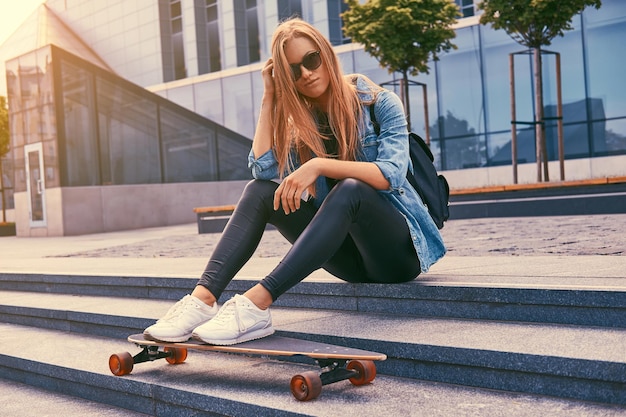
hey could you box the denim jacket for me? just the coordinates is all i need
[248,75,446,272]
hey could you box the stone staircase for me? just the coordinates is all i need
[0,271,624,416]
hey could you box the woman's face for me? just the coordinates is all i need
[284,36,330,107]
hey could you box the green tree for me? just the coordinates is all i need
[342,0,459,132]
[0,96,9,223]
[478,0,601,181]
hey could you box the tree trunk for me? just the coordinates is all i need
[0,158,5,223]
[402,70,412,132]
[533,47,549,182]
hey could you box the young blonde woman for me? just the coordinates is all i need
[144,18,446,345]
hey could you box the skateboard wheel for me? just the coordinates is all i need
[164,347,188,364]
[346,360,376,385]
[290,371,322,401]
[109,352,133,376]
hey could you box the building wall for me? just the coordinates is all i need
[45,0,164,86]
[14,180,248,237]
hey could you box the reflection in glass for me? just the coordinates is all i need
[437,26,484,136]
[584,0,626,120]
[602,118,626,155]
[61,60,100,186]
[222,73,254,138]
[160,106,217,182]
[194,79,224,122]
[96,77,160,185]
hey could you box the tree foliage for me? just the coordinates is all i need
[342,0,460,76]
[0,96,8,158]
[478,0,602,48]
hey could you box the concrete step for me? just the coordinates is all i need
[1,272,624,328]
[0,291,624,406]
[1,324,625,417]
[449,181,626,219]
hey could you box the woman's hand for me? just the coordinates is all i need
[261,58,275,98]
[253,59,277,159]
[274,160,320,214]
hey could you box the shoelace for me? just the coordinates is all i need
[211,297,244,331]
[157,296,196,323]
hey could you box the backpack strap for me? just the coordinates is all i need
[369,103,380,136]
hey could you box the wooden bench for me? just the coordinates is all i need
[193,205,236,234]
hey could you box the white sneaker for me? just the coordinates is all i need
[144,295,218,342]
[192,294,274,345]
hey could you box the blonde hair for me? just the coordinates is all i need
[270,18,377,192]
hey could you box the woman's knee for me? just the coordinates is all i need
[334,178,368,193]
[243,179,278,197]
[327,178,377,205]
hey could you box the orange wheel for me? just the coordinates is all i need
[347,360,376,385]
[290,371,322,401]
[109,352,133,376]
[164,347,188,364]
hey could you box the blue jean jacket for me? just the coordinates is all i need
[248,75,446,272]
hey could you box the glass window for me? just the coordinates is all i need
[204,0,221,73]
[246,0,260,63]
[96,77,161,185]
[602,118,626,155]
[60,60,100,186]
[172,32,186,79]
[541,18,586,123]
[166,84,195,110]
[170,0,186,79]
[455,0,475,18]
[216,129,253,180]
[194,79,224,123]
[436,26,485,137]
[222,73,254,138]
[351,49,389,85]
[327,0,350,45]
[584,0,626,120]
[442,134,486,170]
[436,24,489,169]
[413,69,438,142]
[159,106,218,182]
[482,25,533,133]
[36,48,56,144]
[233,0,260,66]
[278,0,302,20]
[18,53,39,113]
[207,19,221,72]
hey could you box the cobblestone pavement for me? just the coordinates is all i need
[63,214,626,258]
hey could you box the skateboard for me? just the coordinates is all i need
[109,334,387,401]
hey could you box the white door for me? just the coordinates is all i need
[24,143,47,227]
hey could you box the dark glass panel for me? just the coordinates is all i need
[160,106,218,182]
[60,60,100,186]
[584,0,626,120]
[96,77,161,185]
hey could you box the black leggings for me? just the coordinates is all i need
[198,179,420,301]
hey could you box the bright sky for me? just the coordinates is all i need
[0,0,45,45]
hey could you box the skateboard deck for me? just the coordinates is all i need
[109,334,386,401]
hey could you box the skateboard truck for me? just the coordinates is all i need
[289,358,376,401]
[109,345,188,377]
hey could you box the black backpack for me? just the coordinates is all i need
[369,104,450,229]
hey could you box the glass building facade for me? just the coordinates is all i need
[150,0,626,174]
[7,45,251,197]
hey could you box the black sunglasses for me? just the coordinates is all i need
[290,50,322,81]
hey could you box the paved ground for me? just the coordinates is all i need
[56,214,626,259]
